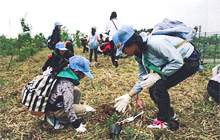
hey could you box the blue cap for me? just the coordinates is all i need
[112,25,134,56]
[54,22,63,27]
[55,42,68,51]
[69,56,94,79]
[67,37,72,41]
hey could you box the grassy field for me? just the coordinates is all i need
[0,47,219,140]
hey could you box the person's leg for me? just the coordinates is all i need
[72,86,86,115]
[83,45,85,53]
[149,81,174,122]
[46,109,69,124]
[94,48,98,62]
[110,40,115,65]
[46,106,85,125]
[89,49,93,62]
[73,86,81,104]
[46,87,86,124]
[207,80,220,103]
[149,59,199,122]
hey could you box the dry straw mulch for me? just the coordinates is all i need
[0,47,219,140]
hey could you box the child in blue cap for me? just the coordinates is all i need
[49,22,63,49]
[113,25,200,130]
[45,55,95,132]
[42,42,73,71]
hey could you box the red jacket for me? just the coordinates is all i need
[100,42,111,52]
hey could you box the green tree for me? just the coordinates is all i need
[20,14,32,33]
[61,26,69,41]
[72,30,85,47]
[0,35,16,56]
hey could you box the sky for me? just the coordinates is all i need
[1,0,220,38]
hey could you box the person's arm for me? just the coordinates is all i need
[130,60,149,94]
[212,64,220,77]
[42,56,53,71]
[128,91,135,98]
[105,21,110,34]
[87,36,90,44]
[96,33,101,43]
[61,80,80,128]
[114,60,148,112]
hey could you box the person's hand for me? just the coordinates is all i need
[76,124,87,133]
[83,104,96,112]
[140,73,161,89]
[42,67,53,76]
[114,93,131,113]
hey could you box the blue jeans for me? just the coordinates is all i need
[149,59,200,122]
[90,48,97,62]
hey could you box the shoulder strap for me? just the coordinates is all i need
[111,20,118,30]
[135,52,166,80]
[176,39,188,49]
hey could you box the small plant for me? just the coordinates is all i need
[105,113,119,127]
[124,126,134,140]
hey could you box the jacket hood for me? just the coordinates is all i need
[57,67,80,85]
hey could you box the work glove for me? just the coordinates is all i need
[76,124,87,133]
[83,104,96,112]
[114,93,131,113]
[42,67,53,76]
[140,73,161,89]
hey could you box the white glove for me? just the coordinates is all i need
[114,93,131,113]
[76,124,87,133]
[42,67,53,76]
[83,104,96,112]
[140,73,161,89]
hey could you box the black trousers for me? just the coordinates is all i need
[83,45,88,53]
[89,48,97,62]
[149,59,200,122]
[207,80,220,103]
[110,40,117,65]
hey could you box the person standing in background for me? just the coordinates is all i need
[50,22,63,50]
[87,26,100,62]
[81,36,89,53]
[65,37,74,55]
[105,11,123,67]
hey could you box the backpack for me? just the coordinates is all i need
[21,73,57,116]
[47,35,55,50]
[151,18,196,41]
[63,41,71,47]
[151,18,201,60]
[89,33,98,49]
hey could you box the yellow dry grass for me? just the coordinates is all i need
[0,47,219,140]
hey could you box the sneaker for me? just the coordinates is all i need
[153,113,177,121]
[170,113,177,120]
[46,117,64,129]
[147,120,169,129]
